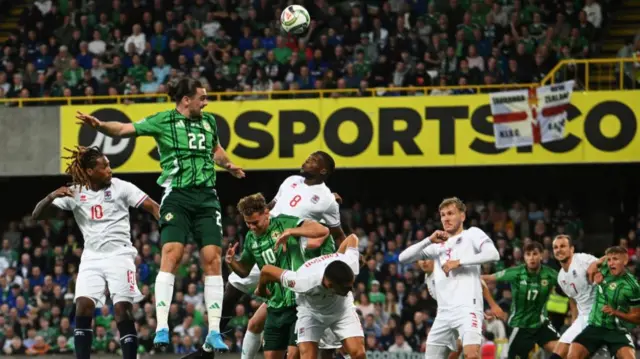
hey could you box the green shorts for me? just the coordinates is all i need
[573,325,635,356]
[263,306,297,351]
[508,323,559,359]
[159,187,222,248]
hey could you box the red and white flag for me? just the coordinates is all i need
[536,80,574,144]
[489,81,575,149]
[489,89,535,149]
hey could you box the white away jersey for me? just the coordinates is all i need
[281,248,360,322]
[557,253,598,316]
[271,175,340,228]
[420,227,495,312]
[52,178,147,259]
[425,272,436,299]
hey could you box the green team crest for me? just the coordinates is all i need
[271,231,281,240]
[203,121,211,131]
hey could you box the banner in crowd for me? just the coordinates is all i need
[58,91,640,173]
[489,81,575,149]
[489,89,535,149]
[537,81,574,144]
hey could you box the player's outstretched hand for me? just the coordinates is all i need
[274,230,293,252]
[602,305,616,316]
[254,284,271,298]
[226,163,245,179]
[225,242,239,264]
[490,304,508,322]
[441,259,460,276]
[75,111,101,128]
[333,192,343,204]
[593,272,604,285]
[429,230,448,244]
[51,186,74,198]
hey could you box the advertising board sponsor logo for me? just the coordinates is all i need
[59,92,640,173]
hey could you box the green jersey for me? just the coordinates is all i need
[589,264,640,332]
[133,110,219,189]
[495,264,558,328]
[240,214,308,309]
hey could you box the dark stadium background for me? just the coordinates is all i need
[1,0,639,357]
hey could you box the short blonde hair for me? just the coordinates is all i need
[605,246,627,256]
[438,197,466,213]
[237,193,267,216]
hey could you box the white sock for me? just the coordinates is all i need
[154,271,175,330]
[205,275,224,332]
[241,330,262,359]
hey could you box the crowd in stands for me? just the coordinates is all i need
[2,196,639,355]
[0,0,609,103]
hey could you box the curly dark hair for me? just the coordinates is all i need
[62,146,103,190]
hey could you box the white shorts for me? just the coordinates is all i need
[559,315,589,344]
[318,328,342,350]
[296,308,364,344]
[228,265,260,294]
[427,309,484,349]
[75,254,143,307]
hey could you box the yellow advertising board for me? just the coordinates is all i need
[59,91,640,173]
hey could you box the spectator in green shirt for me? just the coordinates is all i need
[470,3,487,26]
[568,28,589,58]
[127,54,148,84]
[63,59,83,87]
[368,280,386,304]
[226,304,249,332]
[273,36,292,64]
[92,326,112,353]
[96,306,114,329]
[353,50,372,77]
[184,303,206,327]
[457,12,477,42]
[36,318,59,345]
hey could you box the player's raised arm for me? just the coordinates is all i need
[76,111,137,137]
[32,186,74,219]
[587,255,607,282]
[460,228,500,265]
[225,242,256,278]
[398,230,447,263]
[485,267,519,283]
[274,219,329,252]
[481,274,496,281]
[337,233,359,253]
[256,264,315,298]
[325,198,347,246]
[212,144,245,178]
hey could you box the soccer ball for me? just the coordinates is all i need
[280,5,310,35]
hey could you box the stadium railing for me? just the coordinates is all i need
[1,57,637,107]
[0,84,538,107]
[541,57,638,91]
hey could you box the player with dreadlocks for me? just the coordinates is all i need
[32,146,160,359]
